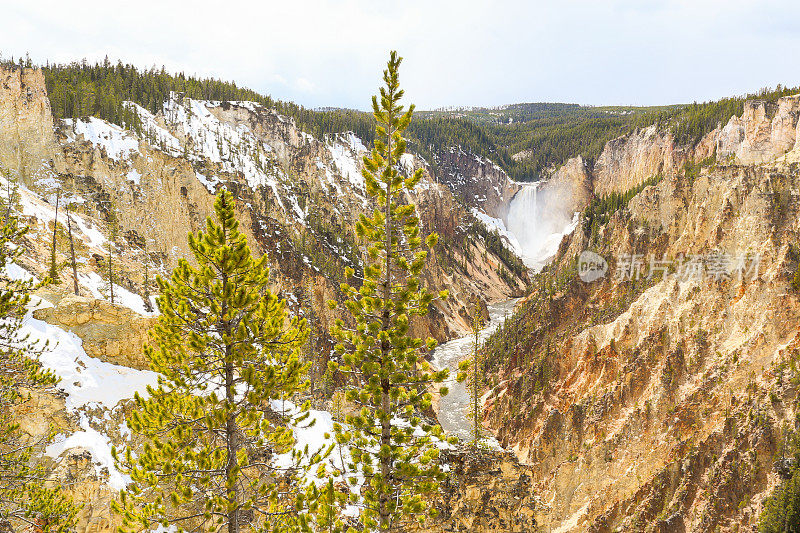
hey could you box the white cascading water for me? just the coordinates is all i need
[432,179,580,443]
[506,181,579,272]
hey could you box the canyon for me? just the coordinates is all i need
[3,61,800,532]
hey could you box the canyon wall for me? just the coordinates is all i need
[482,94,800,532]
[0,66,63,183]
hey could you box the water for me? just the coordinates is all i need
[431,299,518,441]
[506,182,579,271]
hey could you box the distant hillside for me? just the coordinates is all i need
[5,55,796,182]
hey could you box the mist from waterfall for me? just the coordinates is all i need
[505,181,579,271]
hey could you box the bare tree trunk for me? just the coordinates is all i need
[49,189,60,282]
[225,355,240,533]
[66,209,78,295]
[142,242,153,313]
[108,249,114,304]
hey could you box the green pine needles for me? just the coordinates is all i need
[327,51,451,532]
[113,190,311,533]
[0,179,78,533]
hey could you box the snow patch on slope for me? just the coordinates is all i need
[22,314,158,411]
[123,102,182,156]
[327,132,367,191]
[64,117,139,161]
[46,415,130,490]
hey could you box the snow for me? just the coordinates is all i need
[45,415,130,490]
[4,262,36,283]
[162,94,284,192]
[316,160,344,196]
[327,132,367,191]
[65,117,140,162]
[195,171,221,193]
[19,302,157,490]
[471,208,524,257]
[22,314,158,411]
[269,399,361,517]
[78,270,157,317]
[270,400,340,480]
[18,185,107,250]
[400,153,416,173]
[126,168,142,185]
[123,102,182,156]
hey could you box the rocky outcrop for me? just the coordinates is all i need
[417,447,536,533]
[33,294,156,370]
[541,155,593,214]
[715,95,800,165]
[0,66,63,183]
[433,147,519,219]
[592,125,690,196]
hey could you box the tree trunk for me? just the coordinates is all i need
[378,110,395,533]
[66,210,78,295]
[225,356,239,533]
[50,189,60,281]
[108,250,114,303]
[219,207,240,533]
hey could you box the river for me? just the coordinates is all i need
[431,298,518,441]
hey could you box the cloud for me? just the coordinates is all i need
[295,78,316,94]
[1,0,800,109]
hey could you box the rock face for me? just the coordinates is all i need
[540,155,593,213]
[715,95,800,165]
[33,294,155,370]
[483,145,800,531]
[592,125,689,196]
[434,146,520,219]
[417,447,537,533]
[536,93,800,211]
[0,66,63,182]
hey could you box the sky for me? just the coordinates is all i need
[2,0,800,111]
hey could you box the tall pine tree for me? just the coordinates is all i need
[327,51,450,532]
[113,190,311,533]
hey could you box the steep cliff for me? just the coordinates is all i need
[480,97,800,531]
[0,66,63,183]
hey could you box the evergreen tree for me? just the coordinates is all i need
[303,276,317,394]
[327,51,450,532]
[104,208,118,304]
[113,190,311,533]
[759,467,800,532]
[0,189,78,533]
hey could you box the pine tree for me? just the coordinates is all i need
[327,51,450,532]
[0,191,78,533]
[304,276,317,394]
[103,203,119,304]
[113,190,312,533]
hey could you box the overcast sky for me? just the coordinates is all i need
[3,0,800,110]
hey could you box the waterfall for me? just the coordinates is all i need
[505,181,578,271]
